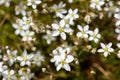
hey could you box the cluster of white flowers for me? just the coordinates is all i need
[76,25,101,43]
[12,16,36,41]
[27,0,41,9]
[0,47,44,79]
[0,0,11,7]
[51,46,74,71]
[90,0,105,11]
[1,0,120,79]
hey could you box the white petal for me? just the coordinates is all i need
[20,61,25,66]
[97,49,104,52]
[107,43,112,48]
[104,52,108,57]
[100,43,106,48]
[63,64,71,71]
[60,32,66,40]
[52,30,60,36]
[65,55,74,63]
[76,32,82,37]
[77,25,83,31]
[56,64,62,71]
[52,24,59,29]
[59,20,65,27]
[89,37,94,41]
[108,48,114,52]
[84,25,89,31]
[17,57,23,61]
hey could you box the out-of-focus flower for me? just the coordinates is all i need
[2,69,17,80]
[4,49,17,66]
[50,1,67,18]
[27,0,41,9]
[90,0,105,11]
[18,68,34,80]
[104,1,120,17]
[15,1,27,16]
[97,42,114,57]
[0,0,11,7]
[43,30,56,44]
[32,50,44,66]
[68,0,73,3]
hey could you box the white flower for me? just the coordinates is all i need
[5,49,17,66]
[32,50,44,66]
[21,30,35,41]
[0,0,11,7]
[114,13,120,26]
[52,20,73,40]
[2,69,16,80]
[50,1,67,18]
[27,0,41,9]
[12,20,29,35]
[97,42,114,57]
[22,16,34,28]
[15,1,27,16]
[88,28,101,43]
[43,30,56,44]
[90,0,105,11]
[0,62,8,76]
[104,1,120,17]
[62,16,74,27]
[66,8,79,20]
[51,47,74,71]
[18,68,34,80]
[76,25,90,39]
[17,50,34,66]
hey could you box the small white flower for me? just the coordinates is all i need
[76,25,90,39]
[17,50,33,66]
[51,47,74,71]
[0,0,11,7]
[66,8,79,20]
[12,20,29,35]
[15,1,27,16]
[104,1,120,17]
[88,28,101,43]
[27,0,41,9]
[32,50,44,66]
[18,68,34,80]
[50,1,67,18]
[90,0,105,11]
[43,30,56,44]
[97,42,114,57]
[52,20,73,40]
[5,49,17,66]
[21,30,35,41]
[2,69,16,80]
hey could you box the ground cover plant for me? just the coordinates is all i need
[0,0,120,80]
